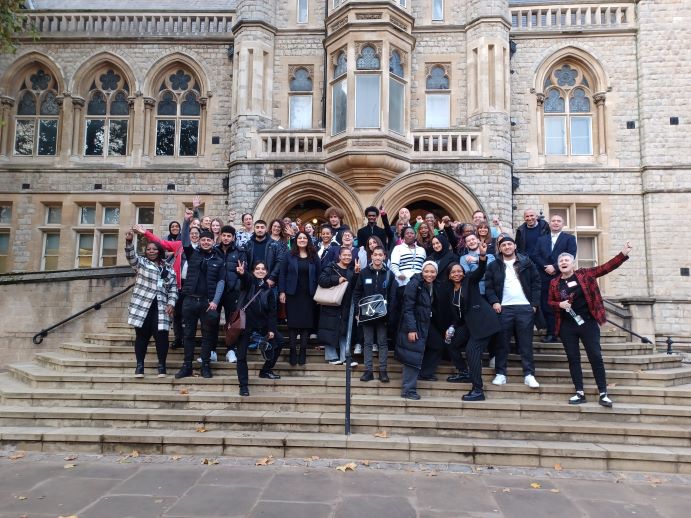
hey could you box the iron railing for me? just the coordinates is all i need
[605,318,653,346]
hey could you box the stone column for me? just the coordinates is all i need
[142,97,155,156]
[535,92,545,155]
[199,95,208,155]
[55,92,71,159]
[593,92,606,156]
[71,96,85,156]
[0,96,15,156]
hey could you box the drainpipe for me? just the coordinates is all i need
[322,0,328,129]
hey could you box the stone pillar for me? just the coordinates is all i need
[55,92,71,159]
[71,96,85,157]
[619,298,656,347]
[143,97,155,156]
[199,96,208,155]
[535,93,545,155]
[593,92,606,156]
[0,96,15,157]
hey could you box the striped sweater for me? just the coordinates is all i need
[390,243,426,286]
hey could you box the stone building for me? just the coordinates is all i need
[0,0,689,337]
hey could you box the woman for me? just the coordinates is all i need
[396,261,438,399]
[318,247,360,365]
[416,222,435,255]
[279,232,321,366]
[316,225,338,268]
[476,221,496,257]
[124,230,177,378]
[210,218,223,243]
[326,229,356,266]
[454,223,476,255]
[429,234,455,276]
[167,221,181,241]
[357,235,385,270]
[303,222,318,246]
[200,215,212,232]
[269,218,288,245]
[236,261,285,396]
[548,241,633,408]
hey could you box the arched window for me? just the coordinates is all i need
[14,68,60,156]
[334,51,347,78]
[84,67,130,156]
[289,67,313,129]
[355,44,381,129]
[155,68,202,156]
[425,65,450,128]
[389,50,405,134]
[541,63,597,156]
[332,51,348,135]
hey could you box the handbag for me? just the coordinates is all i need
[313,269,348,306]
[224,288,263,347]
[358,294,387,323]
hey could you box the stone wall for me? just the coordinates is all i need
[0,268,133,367]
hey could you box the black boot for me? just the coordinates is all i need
[157,364,167,378]
[134,362,144,378]
[447,370,471,383]
[360,370,374,382]
[201,361,213,379]
[298,347,307,366]
[289,347,298,366]
[462,388,485,401]
[175,362,193,379]
[379,370,390,383]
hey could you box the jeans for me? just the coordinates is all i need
[236,328,285,389]
[362,320,388,371]
[182,296,219,364]
[401,364,419,395]
[495,304,536,376]
[559,317,607,393]
[134,300,169,366]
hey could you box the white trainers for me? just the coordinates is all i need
[354,344,362,354]
[226,350,237,363]
[329,360,344,365]
[524,375,540,388]
[489,357,496,369]
[309,333,318,340]
[350,361,358,367]
[492,374,507,385]
[210,351,218,362]
[372,344,378,352]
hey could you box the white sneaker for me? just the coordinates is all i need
[226,350,237,363]
[372,344,378,352]
[310,333,317,340]
[210,351,218,362]
[354,344,362,354]
[350,361,358,367]
[489,357,496,369]
[524,375,540,388]
[329,360,344,365]
[492,374,507,385]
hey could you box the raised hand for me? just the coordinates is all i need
[236,260,245,276]
[125,229,134,242]
[132,224,146,236]
[192,195,202,209]
[184,208,194,222]
[621,240,633,256]
[478,240,488,255]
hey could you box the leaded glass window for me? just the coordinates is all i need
[14,68,60,156]
[331,79,347,135]
[426,65,450,128]
[426,66,449,90]
[289,68,313,129]
[334,52,347,78]
[356,46,380,70]
[84,67,130,157]
[155,66,202,157]
[389,51,404,77]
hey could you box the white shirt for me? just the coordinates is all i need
[551,231,561,251]
[501,259,530,306]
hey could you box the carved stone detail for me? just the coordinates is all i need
[331,46,348,67]
[424,63,450,79]
[289,64,315,79]
[143,97,156,108]
[71,96,86,108]
[356,13,382,20]
[330,17,348,33]
[593,92,606,106]
[355,41,383,59]
[536,93,545,106]
[390,17,408,31]
[0,95,15,107]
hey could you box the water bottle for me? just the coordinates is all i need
[445,325,455,344]
[567,308,585,326]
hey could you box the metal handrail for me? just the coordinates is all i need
[32,283,134,345]
[605,318,653,345]
[343,300,356,435]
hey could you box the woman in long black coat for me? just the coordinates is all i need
[395,260,439,400]
[317,247,360,365]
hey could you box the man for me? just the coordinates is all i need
[535,214,577,342]
[390,226,427,340]
[176,209,225,380]
[459,233,495,294]
[356,205,392,250]
[514,208,549,257]
[485,236,541,389]
[324,206,350,245]
[215,225,248,362]
[398,207,411,227]
[244,219,283,287]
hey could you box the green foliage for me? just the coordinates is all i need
[1,0,30,54]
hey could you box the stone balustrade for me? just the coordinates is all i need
[411,129,482,157]
[510,3,634,32]
[256,131,325,159]
[18,11,234,39]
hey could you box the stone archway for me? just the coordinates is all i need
[371,170,482,223]
[252,170,364,229]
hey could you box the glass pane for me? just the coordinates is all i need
[85,119,105,156]
[137,207,155,225]
[550,207,569,228]
[158,91,177,116]
[425,93,450,128]
[576,236,596,265]
[44,256,59,271]
[179,119,199,156]
[544,89,565,113]
[180,92,200,116]
[297,0,308,22]
[426,66,449,90]
[78,234,94,268]
[389,78,405,134]
[37,119,58,156]
[289,95,312,129]
[356,46,380,70]
[17,91,37,115]
[30,69,51,90]
[570,116,592,155]
[99,69,121,91]
[0,256,7,273]
[0,206,11,224]
[108,120,128,156]
[87,92,107,116]
[555,64,578,87]
[40,91,59,116]
[103,207,120,225]
[79,206,96,225]
[576,208,595,227]
[290,68,312,92]
[110,91,130,116]
[135,235,150,256]
[101,234,118,266]
[0,233,8,254]
[545,116,566,155]
[389,51,404,77]
[569,88,590,113]
[332,79,347,134]
[169,70,192,91]
[46,206,61,224]
[156,120,176,156]
[355,75,380,128]
[433,0,444,20]
[45,233,60,254]
[14,120,35,155]
[334,53,347,78]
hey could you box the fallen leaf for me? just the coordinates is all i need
[374,431,389,438]
[64,455,79,461]
[553,463,563,471]
[502,488,511,493]
[130,450,140,458]
[63,463,77,469]
[303,455,320,462]
[195,425,207,433]
[336,462,357,473]
[607,383,617,389]
[17,496,28,500]
[256,455,275,466]
[426,472,438,477]
[530,482,542,489]
[550,489,561,493]
[179,388,189,395]
[201,458,219,465]
[9,452,25,460]
[170,456,182,461]
[361,460,370,466]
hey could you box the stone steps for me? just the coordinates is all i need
[1,426,688,473]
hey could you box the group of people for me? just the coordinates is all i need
[125,199,632,407]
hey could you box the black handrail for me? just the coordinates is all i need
[605,318,653,345]
[32,283,134,345]
[343,300,356,436]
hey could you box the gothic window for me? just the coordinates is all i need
[356,45,380,70]
[389,51,404,77]
[355,45,381,128]
[289,67,313,129]
[14,68,60,156]
[425,65,450,128]
[542,62,595,156]
[389,50,405,134]
[84,67,131,156]
[155,67,202,157]
[334,52,347,78]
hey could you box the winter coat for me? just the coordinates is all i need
[126,244,178,330]
[181,220,225,303]
[244,237,286,283]
[215,242,247,294]
[352,265,397,321]
[515,219,549,255]
[279,253,321,296]
[485,253,541,308]
[238,275,278,335]
[317,264,356,348]
[356,212,392,249]
[395,273,434,369]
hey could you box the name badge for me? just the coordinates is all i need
[567,281,578,288]
[365,278,373,285]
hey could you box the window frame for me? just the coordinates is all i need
[0,231,9,274]
[297,0,308,23]
[75,231,96,269]
[548,203,601,269]
[355,73,381,129]
[98,232,119,267]
[331,77,348,136]
[135,205,156,255]
[41,231,60,271]
[13,68,61,157]
[432,0,444,21]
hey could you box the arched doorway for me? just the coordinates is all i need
[285,199,329,227]
[252,170,363,228]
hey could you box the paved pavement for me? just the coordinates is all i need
[1,450,689,518]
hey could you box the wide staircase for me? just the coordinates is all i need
[2,322,691,474]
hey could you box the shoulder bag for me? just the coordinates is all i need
[225,287,263,347]
[313,269,348,306]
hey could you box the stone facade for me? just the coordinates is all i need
[0,0,689,337]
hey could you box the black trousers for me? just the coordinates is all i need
[559,317,607,393]
[466,334,496,391]
[420,325,469,377]
[236,328,285,389]
[540,278,556,335]
[134,300,169,365]
[495,305,536,376]
[173,289,185,345]
[182,296,219,364]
